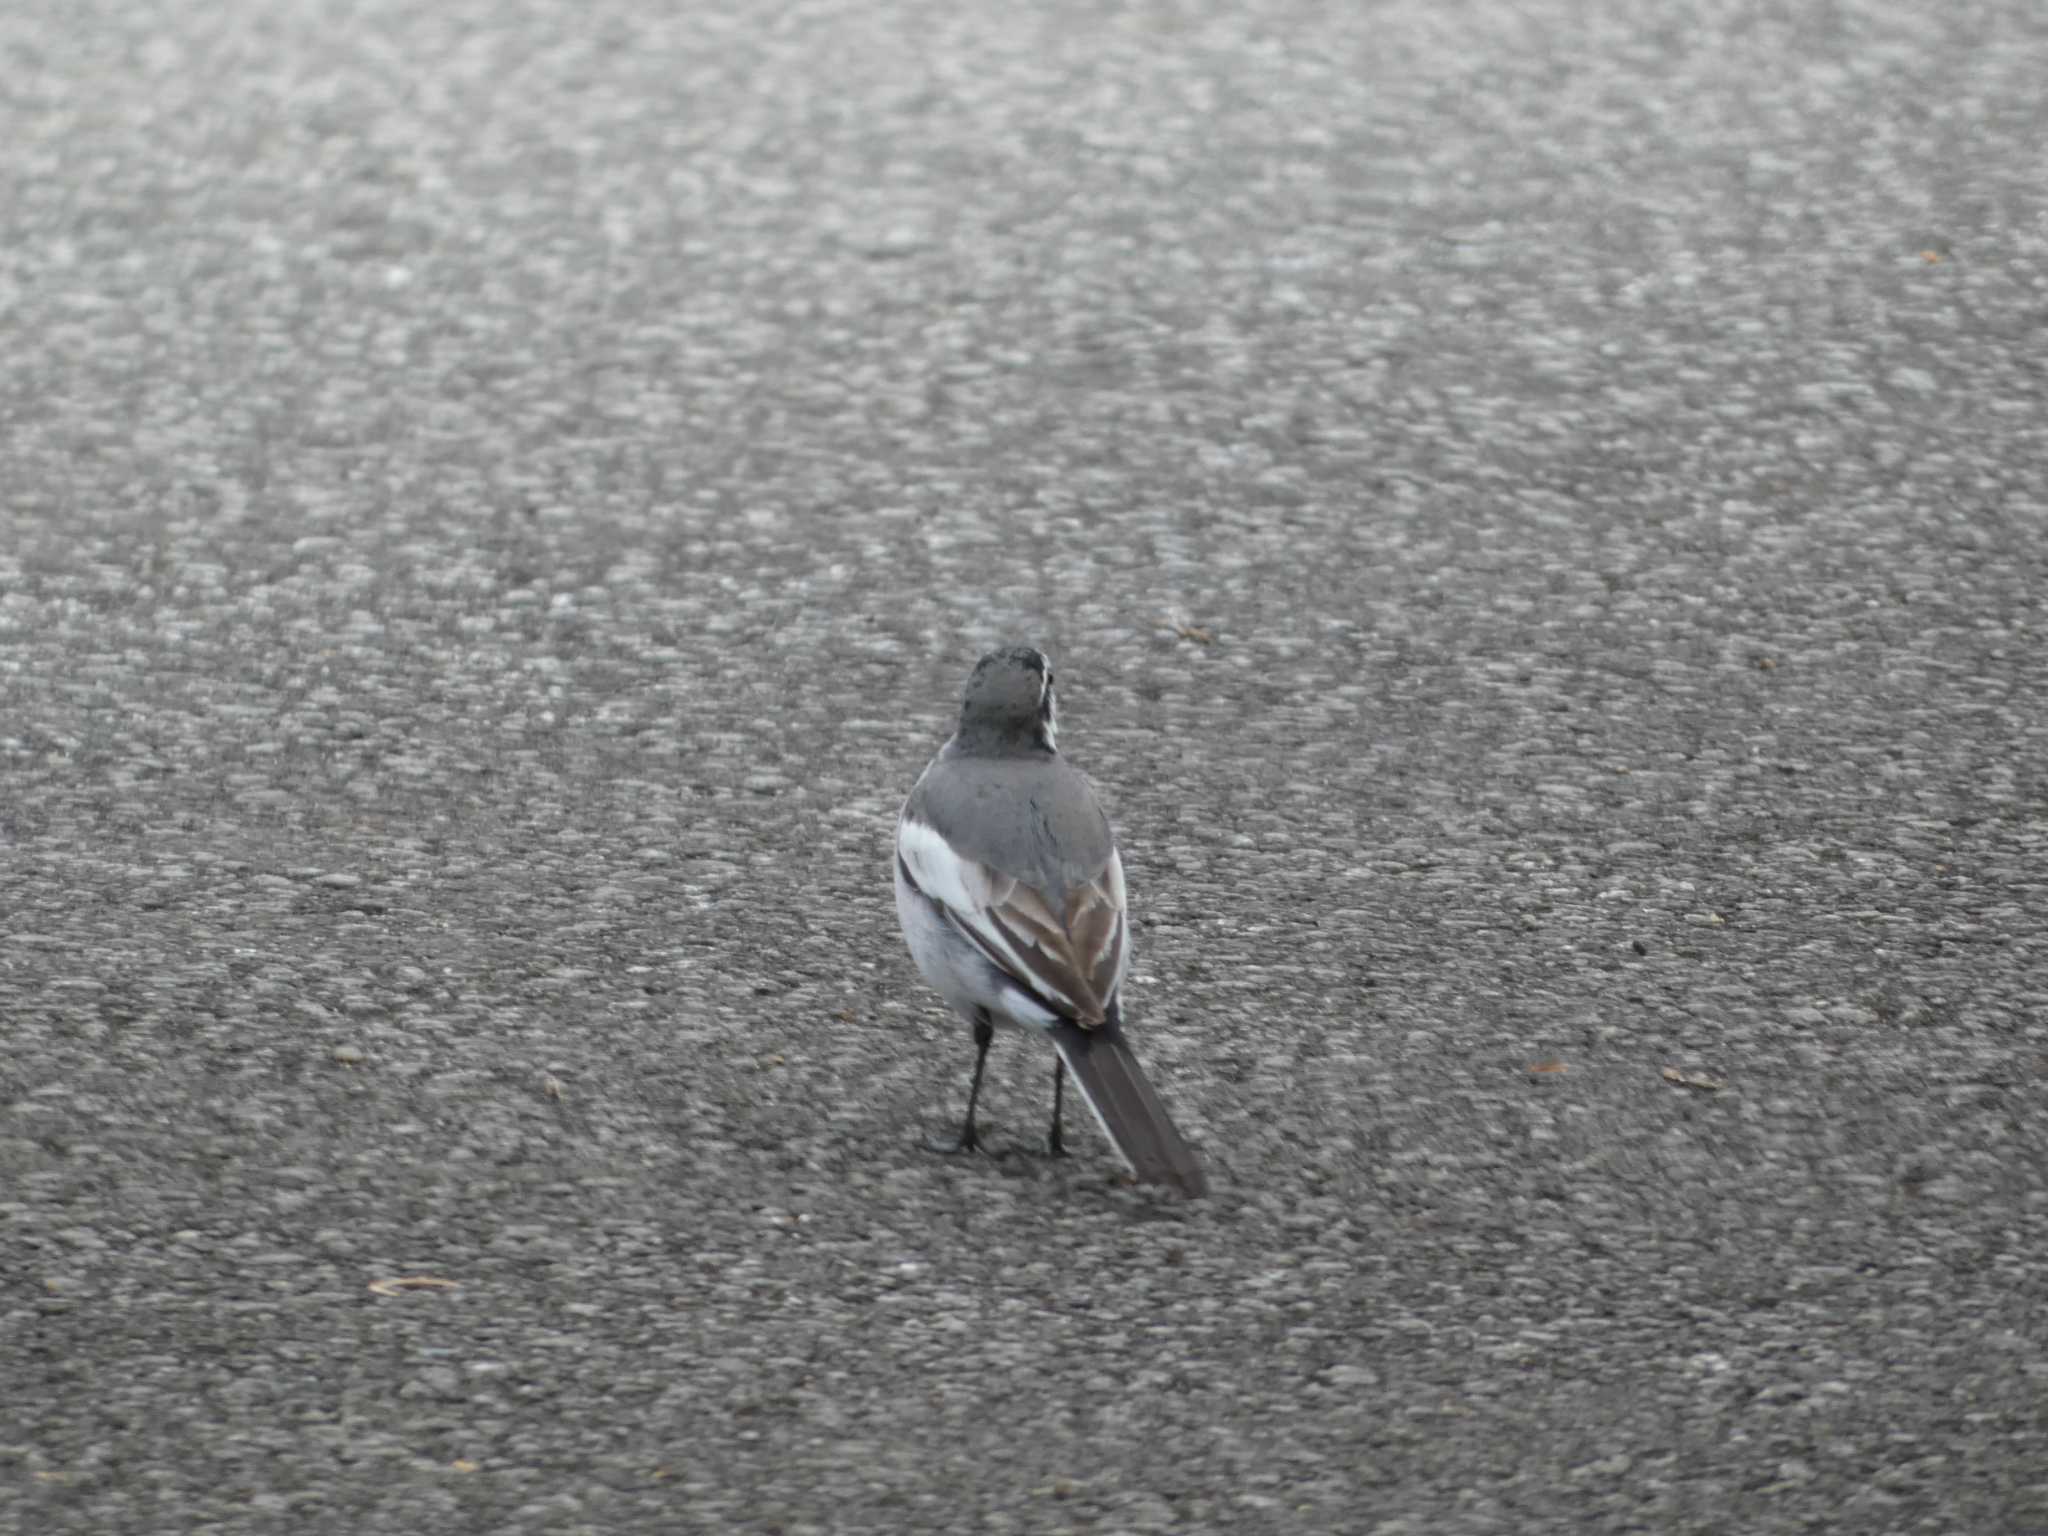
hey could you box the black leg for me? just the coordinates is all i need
[1048,1057,1067,1157]
[959,1013,995,1151]
[925,1012,995,1155]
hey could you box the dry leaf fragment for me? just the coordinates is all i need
[1527,1060,1568,1075]
[1661,1067,1726,1092]
[1920,250,1942,263]
[451,1460,479,1473]
[367,1275,459,1297]
[1157,619,1215,645]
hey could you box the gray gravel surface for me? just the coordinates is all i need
[5,1,2047,1532]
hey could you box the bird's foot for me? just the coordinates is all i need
[922,1124,983,1156]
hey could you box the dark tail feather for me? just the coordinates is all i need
[1049,1024,1206,1197]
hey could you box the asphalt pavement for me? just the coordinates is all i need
[4,1,2046,1532]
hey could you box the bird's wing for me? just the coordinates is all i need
[897,813,1127,1029]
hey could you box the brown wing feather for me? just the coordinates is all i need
[1066,876,1124,1012]
[945,860,1127,1031]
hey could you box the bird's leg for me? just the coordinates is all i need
[1048,1057,1067,1157]
[926,1011,995,1155]
[960,1012,994,1150]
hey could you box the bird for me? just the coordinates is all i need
[892,646,1206,1197]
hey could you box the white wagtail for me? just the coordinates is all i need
[893,647,1205,1197]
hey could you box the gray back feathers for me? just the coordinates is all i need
[906,749,1115,910]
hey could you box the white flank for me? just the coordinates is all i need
[897,813,1082,1018]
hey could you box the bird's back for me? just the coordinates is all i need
[908,746,1116,908]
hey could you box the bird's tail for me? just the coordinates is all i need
[1050,1023,1206,1197]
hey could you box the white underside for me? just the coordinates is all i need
[894,806,1145,1177]
[894,854,1062,1031]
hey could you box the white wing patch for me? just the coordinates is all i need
[897,816,998,916]
[897,812,1126,1028]
[897,816,1070,1012]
